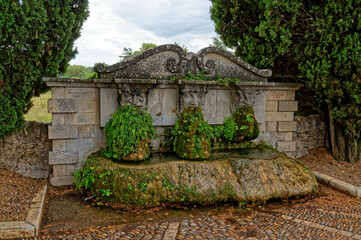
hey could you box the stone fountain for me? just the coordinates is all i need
[44,44,316,206]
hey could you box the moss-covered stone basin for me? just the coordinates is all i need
[78,148,317,207]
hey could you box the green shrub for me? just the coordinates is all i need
[101,105,157,161]
[233,106,259,141]
[173,106,213,160]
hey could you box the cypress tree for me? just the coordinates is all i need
[0,0,89,138]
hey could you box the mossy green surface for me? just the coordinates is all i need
[74,148,317,207]
[233,105,259,141]
[173,106,212,160]
[75,153,240,206]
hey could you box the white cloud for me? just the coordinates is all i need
[70,0,217,67]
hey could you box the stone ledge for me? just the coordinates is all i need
[49,125,78,139]
[314,171,359,198]
[26,185,47,236]
[0,221,34,239]
[48,99,77,113]
[0,185,47,239]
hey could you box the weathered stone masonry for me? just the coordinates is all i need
[0,121,51,179]
[44,44,306,186]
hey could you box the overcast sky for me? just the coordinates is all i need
[70,0,218,67]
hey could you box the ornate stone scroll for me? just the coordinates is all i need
[118,84,151,109]
[179,85,208,113]
[94,44,272,82]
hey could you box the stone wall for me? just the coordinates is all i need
[0,121,51,179]
[294,115,326,158]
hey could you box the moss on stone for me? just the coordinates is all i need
[74,148,317,207]
[173,106,212,160]
[233,105,259,141]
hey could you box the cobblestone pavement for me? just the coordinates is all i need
[37,185,361,240]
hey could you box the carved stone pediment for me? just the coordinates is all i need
[94,44,272,82]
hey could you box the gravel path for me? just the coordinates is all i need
[36,184,361,240]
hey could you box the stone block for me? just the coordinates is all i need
[204,89,232,125]
[357,187,361,198]
[51,87,64,99]
[29,185,47,209]
[49,151,78,165]
[50,174,74,186]
[26,208,42,236]
[267,91,295,101]
[62,138,96,152]
[78,125,98,138]
[77,100,99,113]
[64,113,99,125]
[0,221,35,239]
[52,114,65,125]
[284,132,293,141]
[148,88,178,126]
[100,88,118,127]
[64,88,99,100]
[53,164,76,176]
[277,141,296,152]
[278,101,298,112]
[266,101,278,112]
[265,112,294,122]
[266,122,277,132]
[48,99,77,113]
[278,121,297,132]
[313,172,334,185]
[269,132,285,147]
[48,125,78,139]
[329,179,357,197]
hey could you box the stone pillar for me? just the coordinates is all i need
[264,90,298,157]
[48,86,105,186]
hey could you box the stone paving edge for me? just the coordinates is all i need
[0,185,47,239]
[313,171,360,199]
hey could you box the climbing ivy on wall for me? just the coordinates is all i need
[0,0,89,139]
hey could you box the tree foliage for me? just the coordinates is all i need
[120,43,157,59]
[61,65,94,78]
[210,0,361,162]
[0,0,89,138]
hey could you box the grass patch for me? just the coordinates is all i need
[24,91,52,122]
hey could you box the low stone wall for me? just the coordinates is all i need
[0,121,51,179]
[294,115,326,158]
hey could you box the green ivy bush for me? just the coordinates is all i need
[212,105,259,142]
[101,105,157,161]
[173,106,213,160]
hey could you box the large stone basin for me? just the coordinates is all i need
[82,148,316,206]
